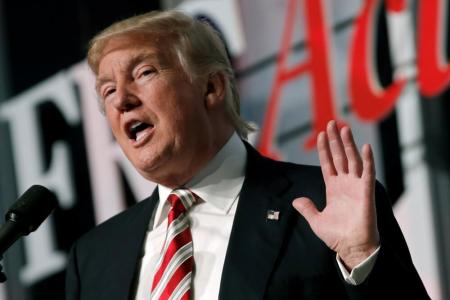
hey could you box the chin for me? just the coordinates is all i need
[134,156,168,179]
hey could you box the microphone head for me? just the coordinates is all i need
[6,185,57,235]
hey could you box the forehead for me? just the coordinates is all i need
[97,33,173,73]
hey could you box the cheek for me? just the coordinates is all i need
[104,111,122,138]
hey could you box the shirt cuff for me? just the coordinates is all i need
[336,245,381,285]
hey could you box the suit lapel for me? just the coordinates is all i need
[219,145,297,300]
[104,189,159,300]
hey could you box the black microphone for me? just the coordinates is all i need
[0,185,57,256]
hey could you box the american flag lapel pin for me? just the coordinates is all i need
[267,210,280,221]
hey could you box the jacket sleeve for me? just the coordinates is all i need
[343,181,430,299]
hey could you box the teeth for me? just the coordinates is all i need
[131,121,143,131]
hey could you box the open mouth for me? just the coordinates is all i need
[127,121,154,142]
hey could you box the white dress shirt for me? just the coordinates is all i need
[134,133,379,299]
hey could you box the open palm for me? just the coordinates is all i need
[293,120,380,269]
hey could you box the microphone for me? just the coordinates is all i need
[0,185,57,256]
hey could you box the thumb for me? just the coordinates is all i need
[292,197,319,223]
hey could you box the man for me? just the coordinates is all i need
[66,10,429,299]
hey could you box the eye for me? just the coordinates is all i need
[142,69,154,76]
[137,67,156,79]
[102,86,116,99]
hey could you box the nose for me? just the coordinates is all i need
[113,83,141,112]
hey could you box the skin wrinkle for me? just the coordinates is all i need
[97,33,234,189]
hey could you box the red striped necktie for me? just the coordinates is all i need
[151,189,197,300]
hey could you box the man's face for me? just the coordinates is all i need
[96,34,216,187]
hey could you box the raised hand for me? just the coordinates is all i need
[293,120,380,269]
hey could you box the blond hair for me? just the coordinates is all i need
[87,10,254,138]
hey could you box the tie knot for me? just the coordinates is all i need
[168,188,197,213]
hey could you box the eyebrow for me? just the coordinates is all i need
[95,52,160,93]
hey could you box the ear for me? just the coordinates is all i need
[204,72,227,110]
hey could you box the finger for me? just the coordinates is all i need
[326,120,348,174]
[292,197,319,224]
[340,126,363,176]
[317,131,337,179]
[361,144,375,182]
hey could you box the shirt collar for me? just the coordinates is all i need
[156,133,247,221]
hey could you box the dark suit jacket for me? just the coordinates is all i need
[65,144,430,299]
